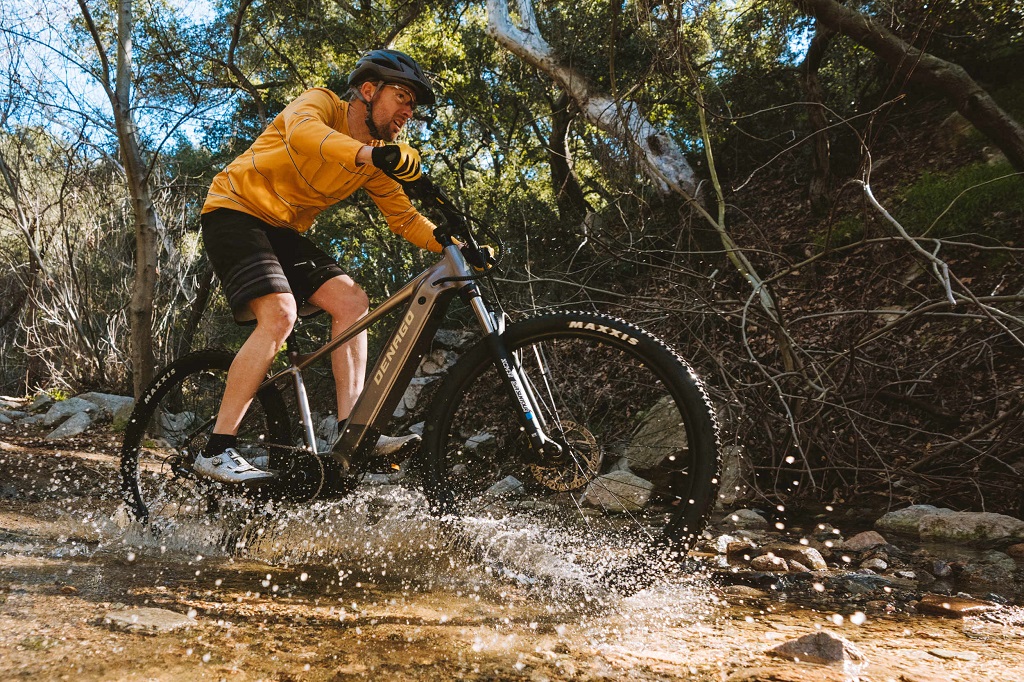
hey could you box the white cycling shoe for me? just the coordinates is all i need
[372,433,421,462]
[193,448,275,484]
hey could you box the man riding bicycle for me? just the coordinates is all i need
[194,49,436,484]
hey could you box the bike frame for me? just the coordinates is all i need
[258,241,558,469]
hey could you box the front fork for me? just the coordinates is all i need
[461,285,563,460]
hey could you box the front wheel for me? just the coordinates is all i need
[423,311,721,578]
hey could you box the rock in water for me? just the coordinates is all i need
[770,631,865,665]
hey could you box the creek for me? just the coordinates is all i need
[1,439,1023,681]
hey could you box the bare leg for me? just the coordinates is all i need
[307,275,370,421]
[213,292,297,435]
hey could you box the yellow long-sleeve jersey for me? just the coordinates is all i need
[202,87,440,252]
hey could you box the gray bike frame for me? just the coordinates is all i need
[257,242,552,465]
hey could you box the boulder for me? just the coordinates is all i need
[583,470,653,512]
[26,394,54,412]
[76,392,134,418]
[393,376,438,419]
[623,394,687,469]
[958,550,1016,585]
[841,530,887,552]
[919,512,1024,546]
[770,631,865,665]
[418,348,455,375]
[875,505,954,536]
[42,397,99,426]
[433,329,475,350]
[718,509,770,532]
[45,412,93,440]
[761,543,828,570]
[716,444,755,508]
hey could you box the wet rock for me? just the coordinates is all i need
[41,397,99,426]
[840,574,893,595]
[0,413,10,425]
[959,550,1016,585]
[485,475,524,498]
[763,544,827,571]
[45,412,93,440]
[720,585,770,600]
[916,593,1002,618]
[408,421,425,436]
[624,394,686,468]
[716,445,755,508]
[726,539,758,559]
[787,559,811,573]
[583,470,653,511]
[927,558,953,578]
[841,530,887,552]
[0,483,19,499]
[711,533,737,553]
[861,557,888,571]
[1007,543,1024,558]
[465,432,496,452]
[103,607,196,633]
[719,509,770,532]
[875,504,953,536]
[864,600,896,614]
[750,554,788,571]
[769,631,865,665]
[919,512,1024,546]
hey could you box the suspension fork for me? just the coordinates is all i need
[460,284,562,459]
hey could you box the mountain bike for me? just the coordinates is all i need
[119,175,722,569]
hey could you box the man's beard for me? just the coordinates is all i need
[372,110,399,142]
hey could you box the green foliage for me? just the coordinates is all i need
[813,215,865,249]
[895,160,1024,239]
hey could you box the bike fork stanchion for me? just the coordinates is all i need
[463,286,560,459]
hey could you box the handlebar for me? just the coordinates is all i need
[400,175,499,272]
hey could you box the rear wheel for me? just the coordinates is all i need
[423,312,720,581]
[119,350,292,530]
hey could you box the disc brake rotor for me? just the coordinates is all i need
[528,420,602,492]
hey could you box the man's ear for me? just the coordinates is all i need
[358,80,379,101]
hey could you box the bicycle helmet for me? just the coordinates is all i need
[347,49,435,106]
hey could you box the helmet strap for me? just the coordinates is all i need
[355,81,386,140]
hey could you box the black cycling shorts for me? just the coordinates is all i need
[201,208,345,324]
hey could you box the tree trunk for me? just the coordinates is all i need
[793,0,1024,173]
[798,24,835,215]
[486,0,698,197]
[78,0,160,397]
[547,92,590,223]
[175,261,214,358]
